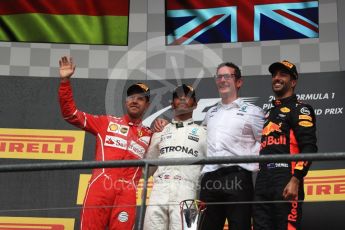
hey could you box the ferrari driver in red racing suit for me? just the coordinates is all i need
[58,56,152,230]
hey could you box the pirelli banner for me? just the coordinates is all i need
[0,217,75,229]
[0,128,85,160]
[0,71,344,229]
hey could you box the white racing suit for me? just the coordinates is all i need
[143,119,207,230]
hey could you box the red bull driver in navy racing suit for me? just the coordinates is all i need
[253,60,318,230]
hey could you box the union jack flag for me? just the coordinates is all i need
[166,0,319,45]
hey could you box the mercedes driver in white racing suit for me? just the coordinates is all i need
[144,84,207,230]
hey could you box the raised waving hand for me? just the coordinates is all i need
[59,56,76,82]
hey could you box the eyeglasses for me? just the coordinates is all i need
[214,73,236,81]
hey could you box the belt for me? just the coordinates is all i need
[210,165,247,177]
[261,162,289,169]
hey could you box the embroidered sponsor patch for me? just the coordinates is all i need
[118,211,129,223]
[299,115,312,121]
[138,130,143,137]
[108,123,119,132]
[161,134,172,142]
[191,127,198,135]
[280,107,290,113]
[104,136,127,150]
[188,135,199,142]
[300,107,311,115]
[267,163,289,168]
[107,122,129,136]
[239,105,248,112]
[294,161,305,170]
[299,121,313,127]
[188,128,200,142]
[128,141,146,158]
[120,126,129,135]
[139,136,150,146]
[262,121,282,136]
[160,146,198,157]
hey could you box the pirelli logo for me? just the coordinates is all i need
[0,128,85,160]
[305,169,345,201]
[0,216,74,229]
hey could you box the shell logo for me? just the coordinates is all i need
[109,123,119,131]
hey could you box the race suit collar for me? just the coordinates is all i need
[123,114,142,126]
[273,94,297,106]
[172,118,194,128]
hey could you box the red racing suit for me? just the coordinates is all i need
[253,94,317,230]
[58,81,152,230]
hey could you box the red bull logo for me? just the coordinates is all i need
[261,135,286,148]
[261,122,286,148]
[262,122,282,136]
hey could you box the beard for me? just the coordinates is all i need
[127,106,145,120]
[272,80,291,98]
